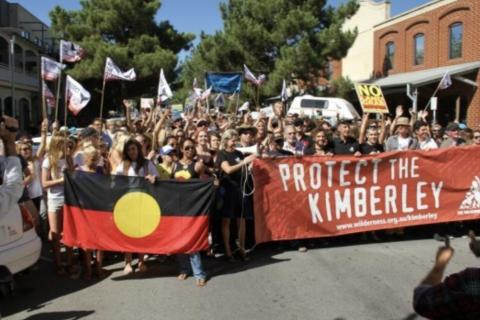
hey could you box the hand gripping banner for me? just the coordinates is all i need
[253,146,480,243]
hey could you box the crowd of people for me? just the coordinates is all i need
[1,99,480,288]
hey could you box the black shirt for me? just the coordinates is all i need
[360,143,384,155]
[331,137,360,155]
[216,150,244,185]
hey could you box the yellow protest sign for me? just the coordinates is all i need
[355,83,389,114]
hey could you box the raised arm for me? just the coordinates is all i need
[358,113,369,144]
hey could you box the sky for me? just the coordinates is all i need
[11,0,433,56]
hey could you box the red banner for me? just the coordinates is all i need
[253,146,480,243]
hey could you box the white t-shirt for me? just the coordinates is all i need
[397,136,412,150]
[27,159,43,199]
[41,158,66,199]
[419,138,438,150]
[114,160,158,177]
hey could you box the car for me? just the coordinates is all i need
[287,95,360,124]
[0,203,41,295]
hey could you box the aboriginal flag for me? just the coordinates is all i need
[63,171,214,254]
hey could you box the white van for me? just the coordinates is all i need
[0,204,41,294]
[287,95,360,122]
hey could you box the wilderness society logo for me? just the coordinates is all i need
[458,176,480,215]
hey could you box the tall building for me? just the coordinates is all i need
[372,0,480,128]
[338,0,391,82]
[0,0,56,131]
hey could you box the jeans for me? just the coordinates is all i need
[177,253,206,280]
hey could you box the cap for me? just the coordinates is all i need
[237,124,258,135]
[446,123,460,131]
[293,118,304,127]
[395,117,410,127]
[160,145,176,156]
[79,127,98,139]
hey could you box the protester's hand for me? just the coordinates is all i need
[419,110,429,121]
[395,106,403,118]
[0,115,19,143]
[41,118,48,133]
[435,246,454,267]
[52,120,60,131]
[145,175,156,184]
[244,154,257,164]
[353,151,362,157]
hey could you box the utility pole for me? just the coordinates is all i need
[10,35,16,118]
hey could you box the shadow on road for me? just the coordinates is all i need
[20,310,95,320]
[110,245,290,281]
[0,246,110,318]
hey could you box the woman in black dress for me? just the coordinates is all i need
[216,129,256,261]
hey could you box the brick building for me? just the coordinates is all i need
[371,0,480,128]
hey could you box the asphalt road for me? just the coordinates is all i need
[1,237,478,320]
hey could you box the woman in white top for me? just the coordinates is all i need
[41,134,75,275]
[113,139,157,274]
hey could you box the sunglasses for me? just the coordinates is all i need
[474,136,480,139]
[184,146,195,151]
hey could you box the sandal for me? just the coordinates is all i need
[196,278,207,287]
[177,273,188,280]
[123,263,134,275]
[138,262,148,273]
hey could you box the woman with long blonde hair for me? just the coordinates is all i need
[41,133,75,275]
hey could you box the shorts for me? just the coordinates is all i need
[47,197,64,214]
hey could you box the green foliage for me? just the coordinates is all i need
[180,0,358,101]
[49,0,194,107]
[329,76,354,100]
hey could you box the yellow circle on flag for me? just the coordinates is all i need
[113,192,161,238]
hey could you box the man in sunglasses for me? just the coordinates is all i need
[440,123,465,148]
[473,130,480,146]
[0,116,23,220]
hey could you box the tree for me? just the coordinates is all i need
[49,0,194,118]
[180,0,358,101]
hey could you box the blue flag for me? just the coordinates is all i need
[205,72,242,94]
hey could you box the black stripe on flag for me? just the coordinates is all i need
[64,171,214,217]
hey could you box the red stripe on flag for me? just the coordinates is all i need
[63,206,209,254]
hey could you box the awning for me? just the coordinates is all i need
[373,61,480,88]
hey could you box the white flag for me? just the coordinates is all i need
[243,64,267,86]
[60,40,85,63]
[42,81,56,108]
[157,68,173,102]
[201,86,212,101]
[65,75,90,116]
[281,79,288,102]
[214,93,225,108]
[41,56,65,81]
[104,57,136,81]
[439,72,452,90]
[244,64,258,85]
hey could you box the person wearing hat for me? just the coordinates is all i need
[237,124,258,149]
[440,122,465,148]
[293,118,315,155]
[156,145,176,180]
[385,117,419,151]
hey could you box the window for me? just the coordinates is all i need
[385,42,395,70]
[0,37,8,66]
[25,50,37,75]
[14,44,23,72]
[414,33,425,65]
[300,99,327,109]
[449,22,463,59]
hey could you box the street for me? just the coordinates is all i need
[1,237,477,320]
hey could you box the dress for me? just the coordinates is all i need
[216,150,254,220]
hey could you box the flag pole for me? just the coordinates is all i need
[99,78,106,119]
[255,85,260,110]
[64,87,68,127]
[234,92,240,115]
[41,84,47,120]
[54,71,62,121]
